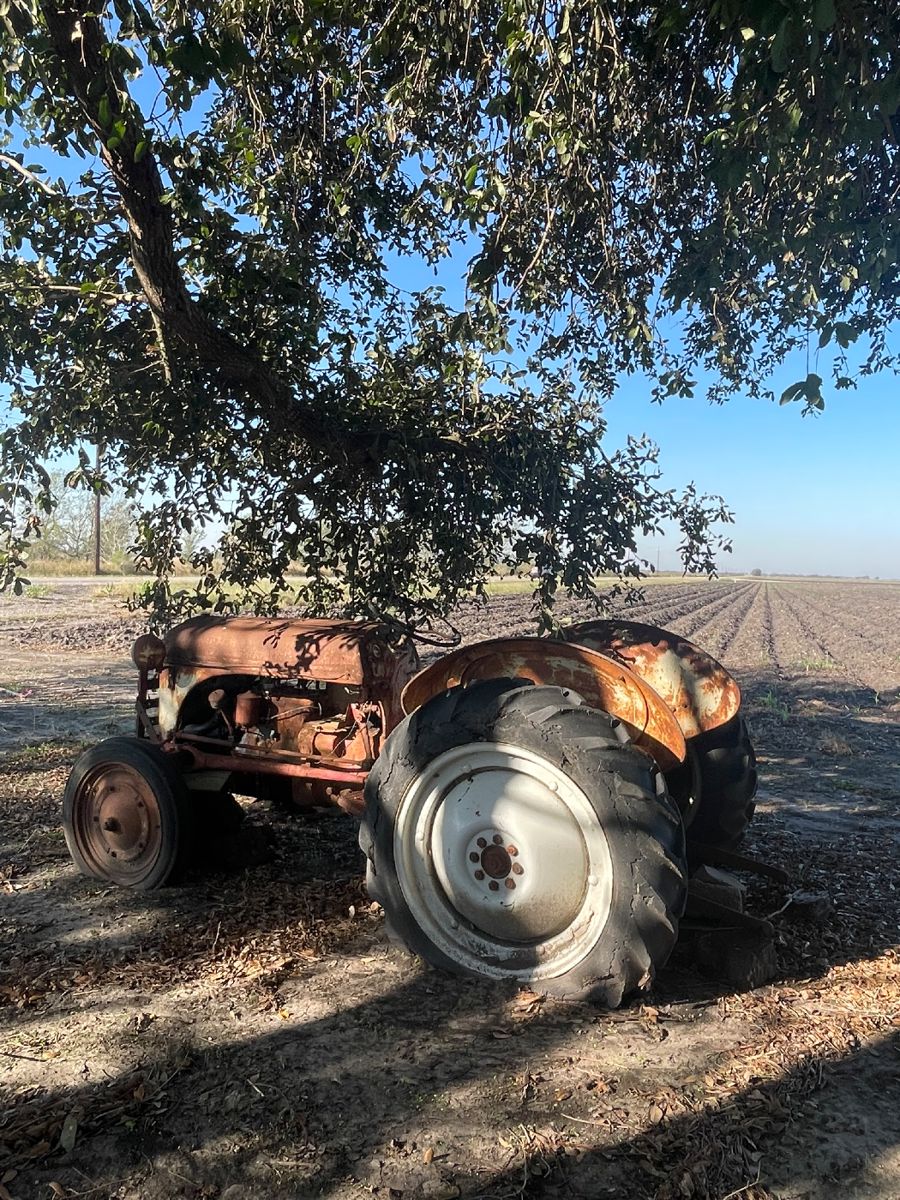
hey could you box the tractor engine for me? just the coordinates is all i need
[203,680,380,767]
[132,615,418,808]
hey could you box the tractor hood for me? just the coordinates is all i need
[164,615,414,688]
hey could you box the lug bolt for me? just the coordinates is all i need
[512,863,524,876]
[474,869,485,881]
[469,852,479,863]
[505,878,516,890]
[492,834,503,845]
[476,837,487,848]
[507,845,518,856]
[489,880,500,892]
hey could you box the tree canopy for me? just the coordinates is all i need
[0,0,896,624]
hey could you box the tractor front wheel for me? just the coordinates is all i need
[63,737,193,890]
[361,680,687,1006]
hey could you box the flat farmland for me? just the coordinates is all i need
[1,579,898,1200]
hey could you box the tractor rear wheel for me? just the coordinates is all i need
[63,736,193,890]
[676,714,758,853]
[360,679,687,1006]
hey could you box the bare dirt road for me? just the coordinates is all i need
[1,580,898,1200]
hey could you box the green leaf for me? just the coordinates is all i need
[813,0,836,32]
[834,321,856,348]
[770,19,792,74]
[134,139,148,162]
[464,162,479,191]
[98,95,112,127]
[779,381,806,405]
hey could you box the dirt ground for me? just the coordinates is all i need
[1,579,898,1200]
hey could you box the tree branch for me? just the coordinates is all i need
[0,153,58,195]
[0,281,138,303]
[38,1,337,446]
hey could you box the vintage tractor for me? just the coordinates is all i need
[63,615,758,1006]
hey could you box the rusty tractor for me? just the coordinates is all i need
[63,615,759,1006]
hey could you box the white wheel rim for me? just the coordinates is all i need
[393,742,614,982]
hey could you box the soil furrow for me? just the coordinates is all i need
[772,584,867,686]
[778,586,900,677]
[703,581,769,669]
[702,581,762,663]
[662,582,757,642]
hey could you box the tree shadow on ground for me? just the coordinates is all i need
[4,960,898,1199]
[3,712,899,1199]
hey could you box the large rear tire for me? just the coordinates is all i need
[678,714,758,852]
[63,737,193,890]
[360,679,687,1007]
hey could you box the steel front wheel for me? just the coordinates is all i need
[63,737,193,890]
[361,680,688,1006]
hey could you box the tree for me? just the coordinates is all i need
[0,1,896,624]
[31,470,136,568]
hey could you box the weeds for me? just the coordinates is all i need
[795,656,836,673]
[757,690,791,720]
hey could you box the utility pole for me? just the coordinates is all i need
[93,443,102,576]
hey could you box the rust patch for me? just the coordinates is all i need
[563,620,741,739]
[163,616,417,701]
[401,638,686,771]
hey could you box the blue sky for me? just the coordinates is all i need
[602,371,899,579]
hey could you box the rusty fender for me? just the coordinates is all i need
[401,638,686,772]
[561,620,742,741]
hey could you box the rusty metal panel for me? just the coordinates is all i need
[401,638,686,772]
[563,620,741,740]
[163,616,417,697]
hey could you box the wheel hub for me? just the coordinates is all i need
[74,764,162,881]
[396,744,611,952]
[479,840,512,880]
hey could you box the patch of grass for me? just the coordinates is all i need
[92,582,137,601]
[795,656,836,673]
[482,579,536,596]
[24,583,53,599]
[757,690,791,720]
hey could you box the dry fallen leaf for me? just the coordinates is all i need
[422,1147,434,1165]
[491,1028,512,1039]
[0,1183,13,1200]
[49,1184,67,1198]
[58,1112,78,1154]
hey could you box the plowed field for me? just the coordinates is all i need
[1,579,898,1200]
